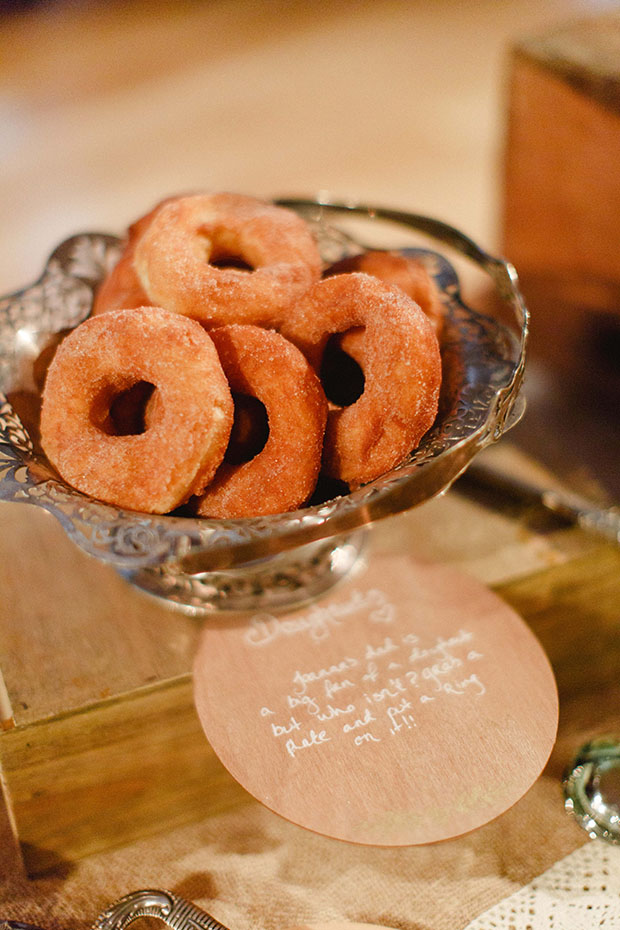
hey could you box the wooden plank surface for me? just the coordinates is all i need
[504,49,620,296]
[2,526,618,874]
[0,503,197,726]
[0,678,251,874]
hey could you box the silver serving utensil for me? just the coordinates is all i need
[1,890,230,930]
[93,890,230,930]
[462,458,620,546]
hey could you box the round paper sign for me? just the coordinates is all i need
[193,551,558,846]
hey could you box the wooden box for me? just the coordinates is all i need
[0,503,251,876]
[0,446,616,875]
[502,14,620,391]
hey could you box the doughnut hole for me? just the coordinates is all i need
[200,227,254,272]
[110,381,157,435]
[319,332,365,407]
[91,380,156,436]
[308,474,350,505]
[210,254,254,271]
[224,393,269,465]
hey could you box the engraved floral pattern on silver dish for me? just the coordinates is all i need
[0,199,528,595]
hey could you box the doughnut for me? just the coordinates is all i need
[91,200,172,315]
[325,250,444,338]
[195,324,327,518]
[40,307,234,514]
[281,273,442,489]
[130,193,322,327]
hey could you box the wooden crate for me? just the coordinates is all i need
[502,14,620,390]
[0,446,611,875]
[0,504,251,875]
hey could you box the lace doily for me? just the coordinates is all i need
[466,842,620,929]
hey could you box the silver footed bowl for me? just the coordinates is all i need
[0,198,528,612]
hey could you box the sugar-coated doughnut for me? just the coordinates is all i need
[91,200,173,315]
[326,250,444,338]
[195,325,327,518]
[131,193,322,327]
[40,307,234,513]
[281,273,442,489]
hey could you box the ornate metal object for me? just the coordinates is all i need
[0,890,230,930]
[464,458,620,546]
[564,737,620,844]
[93,889,230,930]
[0,198,528,610]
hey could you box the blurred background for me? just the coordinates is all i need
[1,0,619,497]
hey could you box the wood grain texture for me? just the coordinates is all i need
[496,545,620,704]
[0,503,199,726]
[496,544,620,794]
[0,677,250,875]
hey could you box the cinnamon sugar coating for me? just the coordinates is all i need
[126,193,322,327]
[195,325,327,518]
[281,273,442,489]
[42,196,449,517]
[40,307,234,513]
[326,249,444,343]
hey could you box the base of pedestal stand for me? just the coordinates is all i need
[122,532,367,615]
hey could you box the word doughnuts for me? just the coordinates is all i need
[196,325,327,518]
[326,249,444,338]
[40,307,234,513]
[130,193,322,327]
[282,273,442,489]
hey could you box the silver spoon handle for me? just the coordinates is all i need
[93,890,231,930]
[464,460,620,546]
[572,501,620,546]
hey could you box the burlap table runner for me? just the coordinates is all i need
[0,767,586,930]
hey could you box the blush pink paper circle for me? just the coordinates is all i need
[193,552,558,846]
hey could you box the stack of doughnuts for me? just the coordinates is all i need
[40,193,443,518]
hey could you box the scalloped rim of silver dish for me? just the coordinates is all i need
[0,197,528,578]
